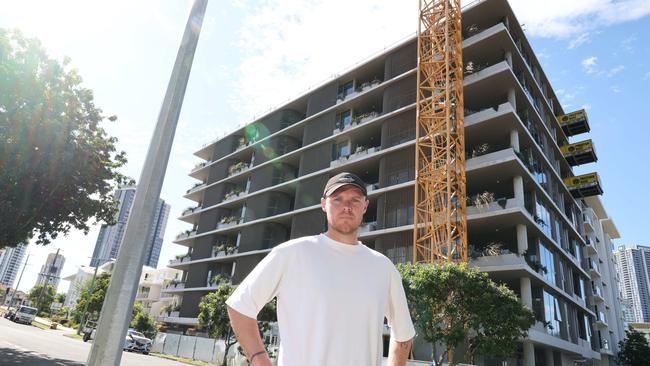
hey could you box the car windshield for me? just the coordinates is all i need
[19,307,37,315]
[129,330,145,338]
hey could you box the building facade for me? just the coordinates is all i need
[136,267,182,319]
[0,243,27,288]
[35,252,66,291]
[62,266,103,308]
[165,0,624,364]
[614,245,650,323]
[90,186,171,268]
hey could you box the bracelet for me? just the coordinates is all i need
[249,350,266,363]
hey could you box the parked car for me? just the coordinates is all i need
[3,309,16,320]
[123,329,152,355]
[12,305,38,324]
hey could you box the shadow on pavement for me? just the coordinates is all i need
[0,347,85,365]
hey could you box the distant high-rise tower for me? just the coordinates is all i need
[90,186,170,268]
[615,245,650,322]
[0,243,27,288]
[35,252,66,291]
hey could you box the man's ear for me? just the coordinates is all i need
[321,197,327,212]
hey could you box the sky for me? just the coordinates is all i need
[1,0,649,294]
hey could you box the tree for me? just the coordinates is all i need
[398,262,535,365]
[72,272,111,324]
[130,302,157,338]
[617,326,650,366]
[198,282,277,366]
[27,284,55,314]
[55,293,66,304]
[0,29,133,249]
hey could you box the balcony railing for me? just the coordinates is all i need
[223,189,245,202]
[330,146,381,167]
[162,281,185,291]
[592,285,604,300]
[217,217,240,229]
[181,206,201,216]
[169,254,192,265]
[186,182,206,194]
[175,230,197,241]
[191,161,208,172]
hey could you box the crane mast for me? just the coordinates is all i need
[413,0,467,263]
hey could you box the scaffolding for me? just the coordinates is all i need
[413,0,467,263]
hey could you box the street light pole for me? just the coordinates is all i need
[87,1,208,364]
[6,253,29,312]
[77,262,102,335]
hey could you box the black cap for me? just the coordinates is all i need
[323,172,367,197]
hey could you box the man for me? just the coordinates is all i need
[226,172,415,366]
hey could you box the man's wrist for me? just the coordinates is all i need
[249,350,268,364]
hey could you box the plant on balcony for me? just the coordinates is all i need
[214,242,237,256]
[522,250,548,274]
[533,214,547,228]
[237,137,247,148]
[398,262,535,365]
[352,111,377,125]
[219,216,238,225]
[209,274,231,287]
[223,188,243,201]
[470,191,495,211]
[462,24,481,39]
[470,143,492,158]
[228,161,248,175]
[464,61,490,76]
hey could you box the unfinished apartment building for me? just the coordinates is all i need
[163,0,624,364]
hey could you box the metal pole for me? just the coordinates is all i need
[6,253,29,313]
[87,1,208,364]
[77,263,101,335]
[36,248,60,313]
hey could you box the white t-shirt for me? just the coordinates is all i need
[226,234,415,366]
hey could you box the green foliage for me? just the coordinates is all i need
[55,293,66,304]
[398,262,535,365]
[72,272,110,323]
[617,326,650,366]
[27,284,56,313]
[198,283,277,366]
[0,29,133,249]
[130,302,156,338]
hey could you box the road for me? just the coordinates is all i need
[0,317,187,365]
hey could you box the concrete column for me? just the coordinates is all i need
[86,0,209,365]
[513,175,524,207]
[517,224,528,255]
[510,129,520,152]
[508,88,517,110]
[523,340,535,366]
[520,276,533,308]
[505,50,513,66]
[544,348,554,366]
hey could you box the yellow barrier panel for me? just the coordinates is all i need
[558,109,588,126]
[560,139,594,155]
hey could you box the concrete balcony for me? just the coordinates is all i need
[595,311,607,327]
[162,282,185,292]
[358,221,377,234]
[168,254,192,266]
[174,230,197,242]
[583,207,596,233]
[585,236,598,255]
[156,315,199,326]
[592,286,605,303]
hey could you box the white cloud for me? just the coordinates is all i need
[582,57,598,74]
[230,0,418,118]
[607,65,625,77]
[644,71,650,80]
[508,0,650,38]
[621,35,638,51]
[568,32,591,49]
[611,86,622,93]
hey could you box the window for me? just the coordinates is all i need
[338,81,354,100]
[335,110,352,130]
[539,242,557,285]
[543,290,563,337]
[334,141,350,159]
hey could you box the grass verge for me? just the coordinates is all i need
[31,321,50,330]
[150,352,217,366]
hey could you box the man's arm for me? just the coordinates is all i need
[227,306,273,366]
[387,337,413,366]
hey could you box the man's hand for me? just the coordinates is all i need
[387,337,413,366]
[227,306,273,366]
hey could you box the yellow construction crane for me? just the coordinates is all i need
[413,0,467,263]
